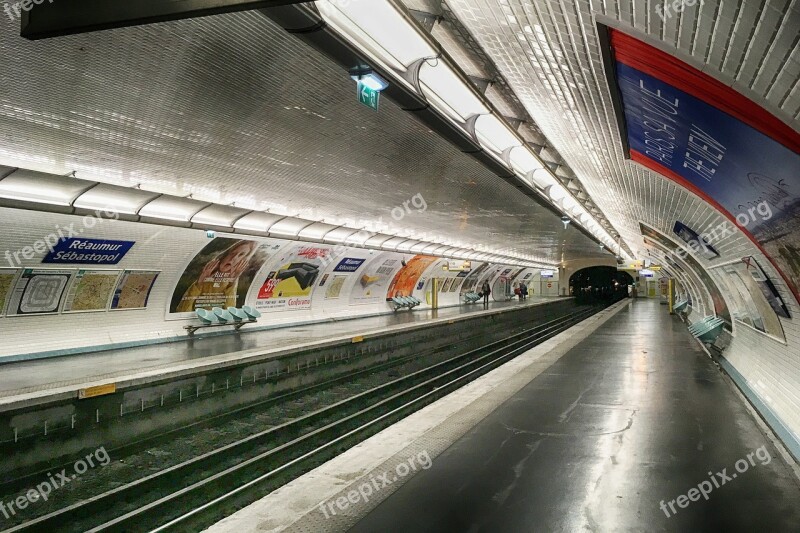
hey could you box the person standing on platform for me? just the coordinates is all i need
[520,282,528,300]
[481,279,491,308]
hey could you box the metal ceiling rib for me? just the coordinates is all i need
[401,0,634,257]
[442,0,798,264]
[0,5,614,266]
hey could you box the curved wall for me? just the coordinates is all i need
[0,207,540,361]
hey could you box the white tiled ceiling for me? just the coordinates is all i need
[0,8,612,265]
[441,0,798,262]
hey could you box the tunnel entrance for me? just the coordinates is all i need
[569,266,633,304]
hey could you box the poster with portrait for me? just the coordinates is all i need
[169,237,281,316]
[386,255,437,299]
[253,244,333,312]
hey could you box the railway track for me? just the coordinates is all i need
[2,303,606,533]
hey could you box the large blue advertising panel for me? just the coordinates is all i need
[610,30,800,303]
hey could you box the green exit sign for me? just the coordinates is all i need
[357,81,380,111]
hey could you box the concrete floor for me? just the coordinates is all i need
[0,297,555,400]
[348,300,800,532]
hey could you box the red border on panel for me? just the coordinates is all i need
[631,149,799,300]
[610,29,800,154]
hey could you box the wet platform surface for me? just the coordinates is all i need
[0,297,555,400]
[349,300,800,532]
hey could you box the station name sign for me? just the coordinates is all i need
[42,238,135,265]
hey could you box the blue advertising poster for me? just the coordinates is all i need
[614,58,800,302]
[43,238,135,265]
[333,257,365,273]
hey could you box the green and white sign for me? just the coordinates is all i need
[357,81,380,111]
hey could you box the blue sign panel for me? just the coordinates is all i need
[43,238,135,265]
[616,61,800,300]
[333,257,365,273]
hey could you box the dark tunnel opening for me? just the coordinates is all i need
[569,266,633,304]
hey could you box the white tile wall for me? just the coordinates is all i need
[0,208,506,360]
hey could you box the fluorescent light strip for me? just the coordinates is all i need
[316,0,435,72]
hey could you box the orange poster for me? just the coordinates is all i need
[386,255,437,298]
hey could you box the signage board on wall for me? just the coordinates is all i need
[7,268,73,316]
[112,270,159,310]
[62,269,121,313]
[333,258,366,273]
[609,29,800,302]
[541,270,555,278]
[42,238,135,265]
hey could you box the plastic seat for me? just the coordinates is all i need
[196,308,218,325]
[228,307,247,322]
[241,305,261,319]
[212,307,234,323]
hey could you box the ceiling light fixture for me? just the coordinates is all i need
[350,67,389,91]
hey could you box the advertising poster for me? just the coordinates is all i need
[170,237,279,314]
[673,221,720,259]
[449,278,463,292]
[112,270,159,310]
[459,262,491,296]
[254,244,332,312]
[742,256,790,319]
[63,269,121,313]
[349,252,404,305]
[641,223,731,328]
[0,268,18,316]
[610,29,800,302]
[441,278,454,292]
[386,255,437,299]
[7,268,73,316]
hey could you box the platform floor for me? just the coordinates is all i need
[209,299,800,532]
[347,299,800,531]
[0,297,555,401]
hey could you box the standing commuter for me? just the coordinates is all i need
[520,282,528,300]
[481,280,491,308]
